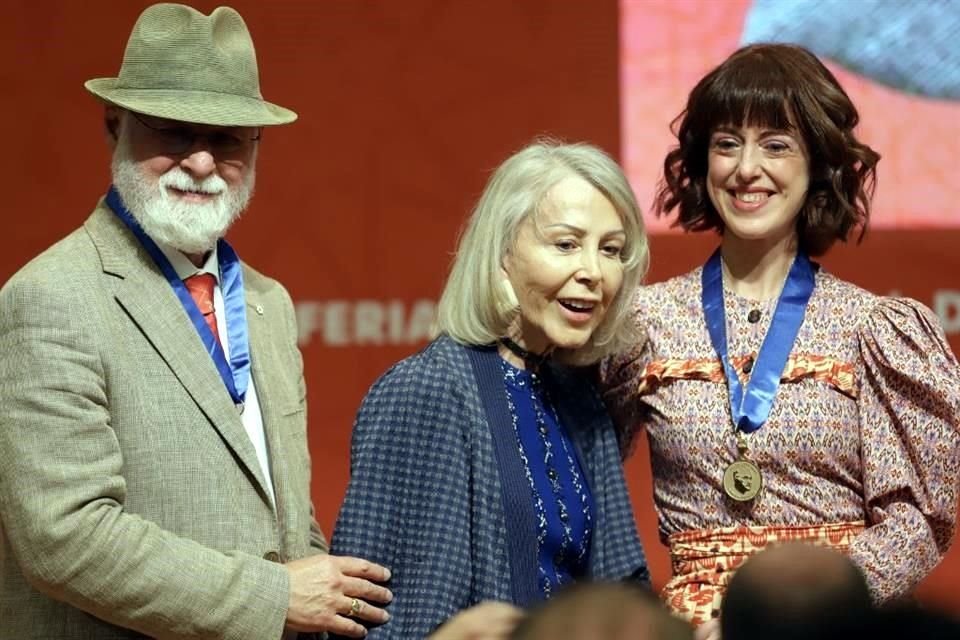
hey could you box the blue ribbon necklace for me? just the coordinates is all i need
[701,248,815,501]
[107,186,251,411]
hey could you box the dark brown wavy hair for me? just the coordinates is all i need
[654,43,880,256]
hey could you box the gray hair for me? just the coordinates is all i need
[436,139,648,365]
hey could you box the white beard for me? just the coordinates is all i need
[110,137,255,254]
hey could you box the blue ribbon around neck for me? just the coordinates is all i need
[106,186,250,406]
[701,248,815,434]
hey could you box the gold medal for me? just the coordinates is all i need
[723,459,762,501]
[723,432,762,501]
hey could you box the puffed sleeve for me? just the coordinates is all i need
[851,297,960,602]
[598,292,652,454]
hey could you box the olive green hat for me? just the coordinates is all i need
[85,3,296,126]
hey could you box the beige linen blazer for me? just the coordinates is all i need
[0,201,326,639]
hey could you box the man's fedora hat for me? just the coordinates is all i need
[85,3,296,127]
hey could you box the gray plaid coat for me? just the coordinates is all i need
[331,336,649,638]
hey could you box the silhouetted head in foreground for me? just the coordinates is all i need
[721,542,873,640]
[510,581,692,640]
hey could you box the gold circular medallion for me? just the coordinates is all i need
[723,459,763,502]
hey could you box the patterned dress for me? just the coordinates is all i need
[600,265,960,619]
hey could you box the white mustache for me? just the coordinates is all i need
[158,169,227,197]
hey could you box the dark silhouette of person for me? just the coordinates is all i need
[721,542,873,640]
[511,581,692,640]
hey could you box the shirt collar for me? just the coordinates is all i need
[155,241,220,284]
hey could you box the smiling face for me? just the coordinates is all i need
[706,124,810,250]
[502,174,626,356]
[108,108,258,256]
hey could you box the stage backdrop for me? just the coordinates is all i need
[3,0,958,609]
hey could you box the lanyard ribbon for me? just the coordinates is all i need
[106,186,250,406]
[701,248,815,434]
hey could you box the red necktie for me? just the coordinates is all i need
[183,273,221,346]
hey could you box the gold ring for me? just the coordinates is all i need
[349,598,362,617]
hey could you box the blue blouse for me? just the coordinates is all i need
[501,358,594,597]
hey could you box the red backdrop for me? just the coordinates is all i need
[4,0,958,610]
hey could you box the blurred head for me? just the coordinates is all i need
[721,543,873,640]
[436,139,648,365]
[510,581,692,640]
[108,107,257,254]
[655,43,879,256]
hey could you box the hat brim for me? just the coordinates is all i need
[85,78,297,127]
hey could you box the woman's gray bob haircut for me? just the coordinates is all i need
[436,138,649,365]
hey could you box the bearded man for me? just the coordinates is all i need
[0,4,390,639]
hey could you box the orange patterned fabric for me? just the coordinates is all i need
[663,521,865,627]
[637,353,856,398]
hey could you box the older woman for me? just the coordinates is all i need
[331,140,651,638]
[601,43,960,631]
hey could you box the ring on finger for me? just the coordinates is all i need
[348,597,363,617]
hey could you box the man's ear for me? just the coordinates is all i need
[104,106,122,148]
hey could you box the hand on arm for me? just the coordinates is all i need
[285,554,392,638]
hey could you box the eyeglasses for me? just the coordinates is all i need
[129,112,261,156]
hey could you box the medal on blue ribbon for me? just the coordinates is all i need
[701,248,816,501]
[106,186,251,411]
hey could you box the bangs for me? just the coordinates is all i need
[693,54,799,133]
[659,42,878,253]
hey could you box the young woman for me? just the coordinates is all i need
[601,43,960,630]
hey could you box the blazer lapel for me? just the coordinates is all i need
[245,286,294,528]
[85,204,272,500]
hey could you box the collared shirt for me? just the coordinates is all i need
[158,242,276,506]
